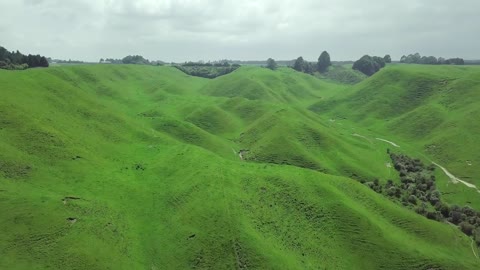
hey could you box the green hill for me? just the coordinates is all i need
[1,64,480,269]
[309,64,480,207]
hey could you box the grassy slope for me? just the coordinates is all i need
[315,64,367,84]
[309,64,480,207]
[0,65,479,269]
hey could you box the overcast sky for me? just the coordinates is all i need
[1,0,479,62]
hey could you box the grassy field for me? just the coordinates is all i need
[1,64,480,269]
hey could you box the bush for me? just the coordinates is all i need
[450,210,463,224]
[408,195,417,204]
[460,222,475,235]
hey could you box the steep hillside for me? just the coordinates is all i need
[1,65,479,269]
[309,64,480,207]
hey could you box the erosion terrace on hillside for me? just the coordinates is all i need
[1,62,480,269]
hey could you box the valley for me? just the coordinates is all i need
[1,64,480,269]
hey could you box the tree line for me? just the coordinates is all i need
[363,151,480,246]
[99,55,165,65]
[0,46,49,70]
[266,52,392,77]
[265,51,332,74]
[400,53,464,65]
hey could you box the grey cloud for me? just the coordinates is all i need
[1,0,479,62]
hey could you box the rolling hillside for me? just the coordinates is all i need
[310,64,480,207]
[1,64,480,269]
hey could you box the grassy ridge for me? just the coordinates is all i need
[309,64,480,207]
[1,65,479,269]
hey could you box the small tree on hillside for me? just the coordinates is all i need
[266,58,277,70]
[384,54,392,63]
[317,51,331,73]
[293,56,305,72]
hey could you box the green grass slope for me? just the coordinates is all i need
[309,64,480,207]
[1,65,479,269]
[315,64,367,84]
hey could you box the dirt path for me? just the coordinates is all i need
[432,162,480,193]
[351,132,480,258]
[352,133,372,143]
[354,134,479,194]
[375,138,400,148]
[471,239,479,259]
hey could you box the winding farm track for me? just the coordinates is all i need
[352,132,480,259]
[432,162,480,193]
[375,138,400,148]
[472,239,479,259]
[352,133,478,192]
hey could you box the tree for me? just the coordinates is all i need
[353,55,385,76]
[384,54,392,63]
[445,58,464,65]
[317,51,331,73]
[411,53,421,63]
[459,222,475,235]
[266,58,277,70]
[122,55,150,65]
[293,56,305,72]
[372,56,386,68]
[39,56,49,67]
[303,62,315,74]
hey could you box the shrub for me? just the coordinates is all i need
[460,222,475,235]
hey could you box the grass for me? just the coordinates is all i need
[309,64,480,207]
[315,64,367,84]
[1,64,480,269]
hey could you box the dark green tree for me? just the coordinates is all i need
[317,51,331,73]
[266,58,277,70]
[304,62,315,74]
[372,56,386,68]
[293,56,305,72]
[384,54,392,63]
[39,56,49,67]
[353,55,385,76]
[122,55,150,65]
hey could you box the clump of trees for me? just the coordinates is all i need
[99,56,164,66]
[174,61,240,79]
[0,46,49,70]
[363,151,480,246]
[352,55,386,76]
[291,51,332,74]
[400,53,464,65]
[121,55,150,65]
[266,58,277,70]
